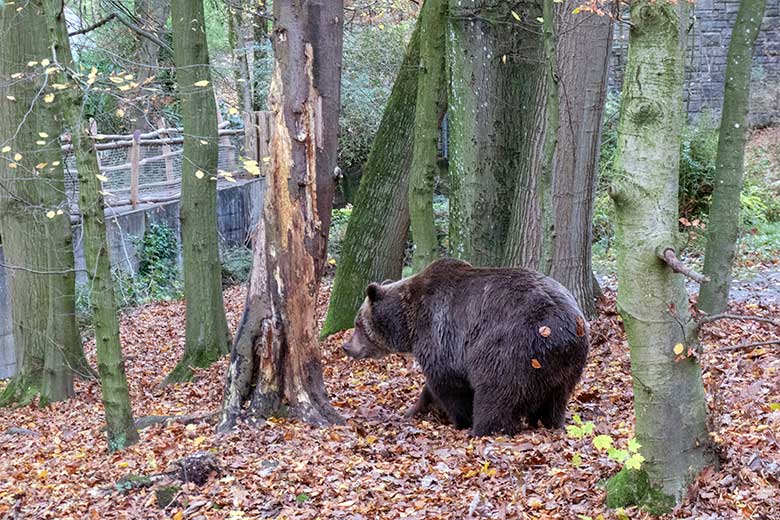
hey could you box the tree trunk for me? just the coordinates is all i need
[537,0,559,275]
[320,23,421,337]
[131,0,170,131]
[698,0,767,315]
[219,0,344,432]
[229,4,254,115]
[607,0,715,507]
[547,4,613,319]
[448,0,545,267]
[0,0,79,406]
[40,0,140,451]
[167,0,230,383]
[409,0,447,273]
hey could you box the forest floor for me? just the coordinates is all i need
[1,281,778,519]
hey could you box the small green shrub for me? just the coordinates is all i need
[221,245,253,286]
[678,119,719,222]
[328,204,353,261]
[76,223,182,325]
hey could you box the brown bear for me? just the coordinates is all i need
[342,258,589,436]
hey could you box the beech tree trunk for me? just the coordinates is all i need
[608,0,715,506]
[219,0,344,432]
[167,0,230,383]
[321,23,421,337]
[0,0,81,406]
[409,0,447,273]
[41,0,139,450]
[698,0,767,315]
[448,0,546,267]
[548,4,613,318]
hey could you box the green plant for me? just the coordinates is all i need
[220,245,253,286]
[678,118,719,222]
[339,23,413,171]
[328,204,353,261]
[136,223,181,300]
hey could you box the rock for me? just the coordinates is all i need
[5,427,40,437]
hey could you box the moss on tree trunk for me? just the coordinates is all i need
[40,0,139,450]
[448,0,545,267]
[166,0,230,383]
[409,0,448,273]
[698,0,768,314]
[321,24,421,337]
[608,0,715,505]
[0,0,83,406]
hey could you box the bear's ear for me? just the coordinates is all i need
[367,283,384,302]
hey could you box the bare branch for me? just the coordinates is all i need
[114,14,172,52]
[0,261,85,275]
[68,12,171,52]
[715,340,780,353]
[657,246,710,284]
[68,13,117,37]
[698,313,780,328]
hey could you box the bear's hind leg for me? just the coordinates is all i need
[428,381,473,429]
[531,386,570,429]
[471,388,521,436]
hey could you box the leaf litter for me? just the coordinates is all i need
[0,284,778,519]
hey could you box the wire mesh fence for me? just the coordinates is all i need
[63,129,245,208]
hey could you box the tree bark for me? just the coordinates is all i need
[0,0,81,406]
[166,0,230,383]
[219,0,344,432]
[547,3,613,319]
[130,0,170,131]
[447,0,546,267]
[39,0,140,450]
[537,0,559,275]
[409,0,447,273]
[698,0,767,315]
[229,4,254,115]
[320,23,421,337]
[608,0,715,505]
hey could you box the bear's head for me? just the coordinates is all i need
[342,280,412,359]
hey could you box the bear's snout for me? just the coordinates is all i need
[342,337,361,358]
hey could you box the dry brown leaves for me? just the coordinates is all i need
[0,286,778,519]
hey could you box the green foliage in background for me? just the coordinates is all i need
[339,23,412,171]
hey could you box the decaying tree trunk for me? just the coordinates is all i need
[607,0,715,508]
[409,0,447,273]
[698,0,768,314]
[41,0,139,450]
[447,0,546,267]
[548,4,613,318]
[219,0,344,432]
[321,23,421,337]
[0,0,80,406]
[167,0,230,383]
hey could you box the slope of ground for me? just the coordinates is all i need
[0,285,778,519]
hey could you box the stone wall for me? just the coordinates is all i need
[0,178,264,379]
[609,0,780,126]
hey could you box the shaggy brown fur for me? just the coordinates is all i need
[343,258,589,436]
